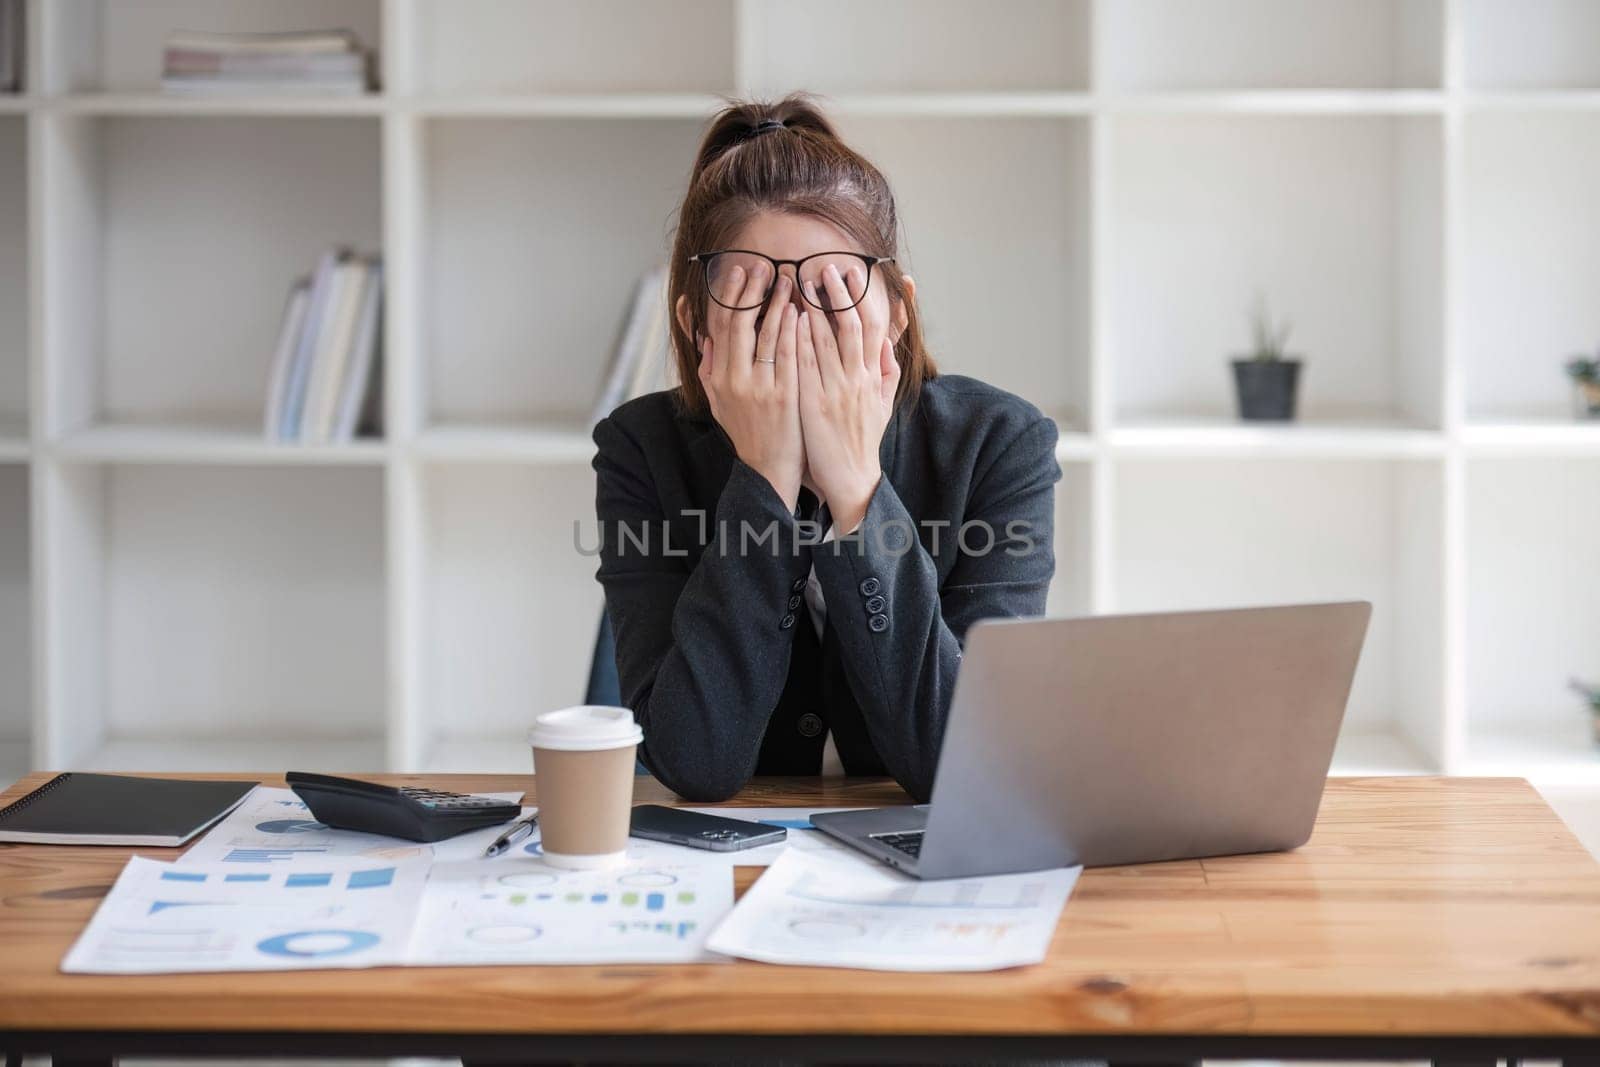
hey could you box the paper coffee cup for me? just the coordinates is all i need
[528,705,642,870]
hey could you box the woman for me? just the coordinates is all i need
[591,92,1062,803]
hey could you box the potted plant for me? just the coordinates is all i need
[1231,293,1302,421]
[1567,350,1600,420]
[1572,678,1600,745]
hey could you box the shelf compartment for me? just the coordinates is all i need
[0,467,30,782]
[43,0,383,95]
[409,463,603,772]
[1465,458,1600,783]
[1112,457,1447,771]
[35,464,387,770]
[1110,114,1444,428]
[831,115,1091,426]
[1461,112,1600,422]
[54,422,388,465]
[37,115,381,437]
[746,0,1089,94]
[1462,0,1600,90]
[420,117,699,427]
[0,116,24,438]
[407,0,734,96]
[1098,0,1443,91]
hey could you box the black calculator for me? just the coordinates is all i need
[286,771,522,843]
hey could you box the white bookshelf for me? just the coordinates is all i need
[2,0,1598,786]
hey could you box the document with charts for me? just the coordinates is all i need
[409,857,734,965]
[706,848,1082,972]
[176,786,526,866]
[63,853,735,973]
[62,855,429,974]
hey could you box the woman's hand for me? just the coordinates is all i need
[697,264,803,511]
[797,261,901,534]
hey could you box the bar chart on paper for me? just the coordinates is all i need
[61,857,430,975]
[411,859,735,965]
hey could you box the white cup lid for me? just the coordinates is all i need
[527,705,643,752]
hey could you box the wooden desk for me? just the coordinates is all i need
[3,774,1600,1064]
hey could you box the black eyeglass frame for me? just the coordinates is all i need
[687,249,896,312]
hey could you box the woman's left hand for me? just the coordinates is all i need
[797,261,901,535]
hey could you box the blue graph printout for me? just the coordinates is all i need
[61,856,430,974]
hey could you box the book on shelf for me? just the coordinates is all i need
[262,278,311,438]
[263,247,383,444]
[588,262,676,430]
[0,0,22,93]
[161,27,373,95]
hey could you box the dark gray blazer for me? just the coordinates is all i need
[590,373,1062,803]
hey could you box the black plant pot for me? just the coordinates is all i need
[1231,358,1302,421]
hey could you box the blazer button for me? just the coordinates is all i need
[788,594,802,610]
[797,713,824,738]
[868,613,889,633]
[779,613,796,630]
[864,594,886,614]
[858,576,881,596]
[791,576,807,593]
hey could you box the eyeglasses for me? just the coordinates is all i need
[688,249,894,313]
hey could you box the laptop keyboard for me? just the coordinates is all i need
[869,830,924,858]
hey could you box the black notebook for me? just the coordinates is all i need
[0,773,256,846]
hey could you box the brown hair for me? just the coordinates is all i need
[667,91,937,420]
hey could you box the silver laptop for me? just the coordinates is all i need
[811,601,1372,879]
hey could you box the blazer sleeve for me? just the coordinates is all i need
[591,414,815,801]
[810,410,1061,802]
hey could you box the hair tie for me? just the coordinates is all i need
[748,118,786,139]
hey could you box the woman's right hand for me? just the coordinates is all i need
[697,263,803,512]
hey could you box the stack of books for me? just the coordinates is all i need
[263,248,383,444]
[161,28,373,95]
[589,263,678,428]
[0,0,22,93]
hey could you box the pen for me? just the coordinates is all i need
[483,813,539,858]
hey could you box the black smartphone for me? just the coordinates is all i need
[629,805,787,852]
